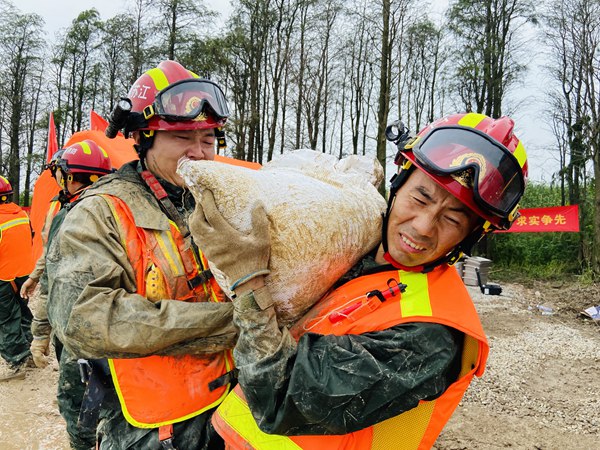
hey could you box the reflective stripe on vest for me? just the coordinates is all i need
[0,217,30,232]
[41,201,62,246]
[212,267,488,450]
[101,194,233,428]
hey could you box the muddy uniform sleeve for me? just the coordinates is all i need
[29,207,55,281]
[45,195,236,360]
[30,283,51,339]
[232,286,462,436]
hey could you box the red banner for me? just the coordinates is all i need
[46,112,58,163]
[497,205,579,233]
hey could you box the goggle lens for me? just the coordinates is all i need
[154,79,230,122]
[412,126,524,217]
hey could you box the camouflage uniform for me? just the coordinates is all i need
[38,206,96,450]
[229,255,464,435]
[44,161,236,449]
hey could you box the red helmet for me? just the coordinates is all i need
[398,113,528,230]
[127,60,229,132]
[58,140,113,177]
[0,176,13,196]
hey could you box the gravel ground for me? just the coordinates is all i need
[435,282,600,450]
[1,280,598,449]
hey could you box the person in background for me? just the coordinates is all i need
[0,175,36,382]
[20,149,65,306]
[26,141,113,450]
[192,112,528,449]
[44,60,237,450]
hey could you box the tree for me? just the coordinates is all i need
[543,0,600,275]
[0,2,45,202]
[447,0,536,117]
[155,0,216,60]
[101,14,136,113]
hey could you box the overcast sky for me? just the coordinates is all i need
[16,0,233,34]
[13,0,557,182]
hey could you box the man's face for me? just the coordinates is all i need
[382,169,479,267]
[145,128,216,186]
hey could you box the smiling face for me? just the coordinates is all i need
[143,128,216,186]
[377,169,479,268]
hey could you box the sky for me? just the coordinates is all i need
[15,0,558,183]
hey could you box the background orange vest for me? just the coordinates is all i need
[213,266,489,450]
[0,203,34,280]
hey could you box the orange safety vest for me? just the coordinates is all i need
[100,194,234,429]
[212,266,489,450]
[0,203,34,281]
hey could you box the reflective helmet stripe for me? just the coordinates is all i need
[79,141,92,154]
[513,141,527,168]
[146,67,171,91]
[457,113,487,128]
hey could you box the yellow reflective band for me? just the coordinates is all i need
[80,141,92,154]
[102,196,128,249]
[399,271,432,317]
[146,68,170,91]
[457,113,487,129]
[0,217,30,232]
[156,227,186,277]
[217,391,302,449]
[101,147,108,158]
[513,141,527,168]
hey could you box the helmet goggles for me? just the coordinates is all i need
[410,125,525,219]
[43,150,65,179]
[43,161,59,178]
[145,79,230,123]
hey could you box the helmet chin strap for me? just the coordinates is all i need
[135,131,156,170]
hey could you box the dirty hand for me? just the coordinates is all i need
[190,190,271,291]
[20,277,38,300]
[30,338,50,368]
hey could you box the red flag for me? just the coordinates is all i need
[90,110,110,133]
[46,112,58,163]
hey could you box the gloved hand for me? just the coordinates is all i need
[190,190,271,291]
[20,277,38,300]
[30,337,50,368]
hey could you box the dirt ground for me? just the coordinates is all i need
[1,280,598,450]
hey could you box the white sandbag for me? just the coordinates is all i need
[178,149,386,325]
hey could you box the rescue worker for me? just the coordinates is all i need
[30,141,113,450]
[44,60,237,450]
[20,149,66,306]
[0,175,35,382]
[192,112,528,449]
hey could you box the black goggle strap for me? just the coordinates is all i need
[123,112,150,138]
[215,127,226,151]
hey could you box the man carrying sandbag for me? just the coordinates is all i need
[193,112,528,449]
[44,60,237,449]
